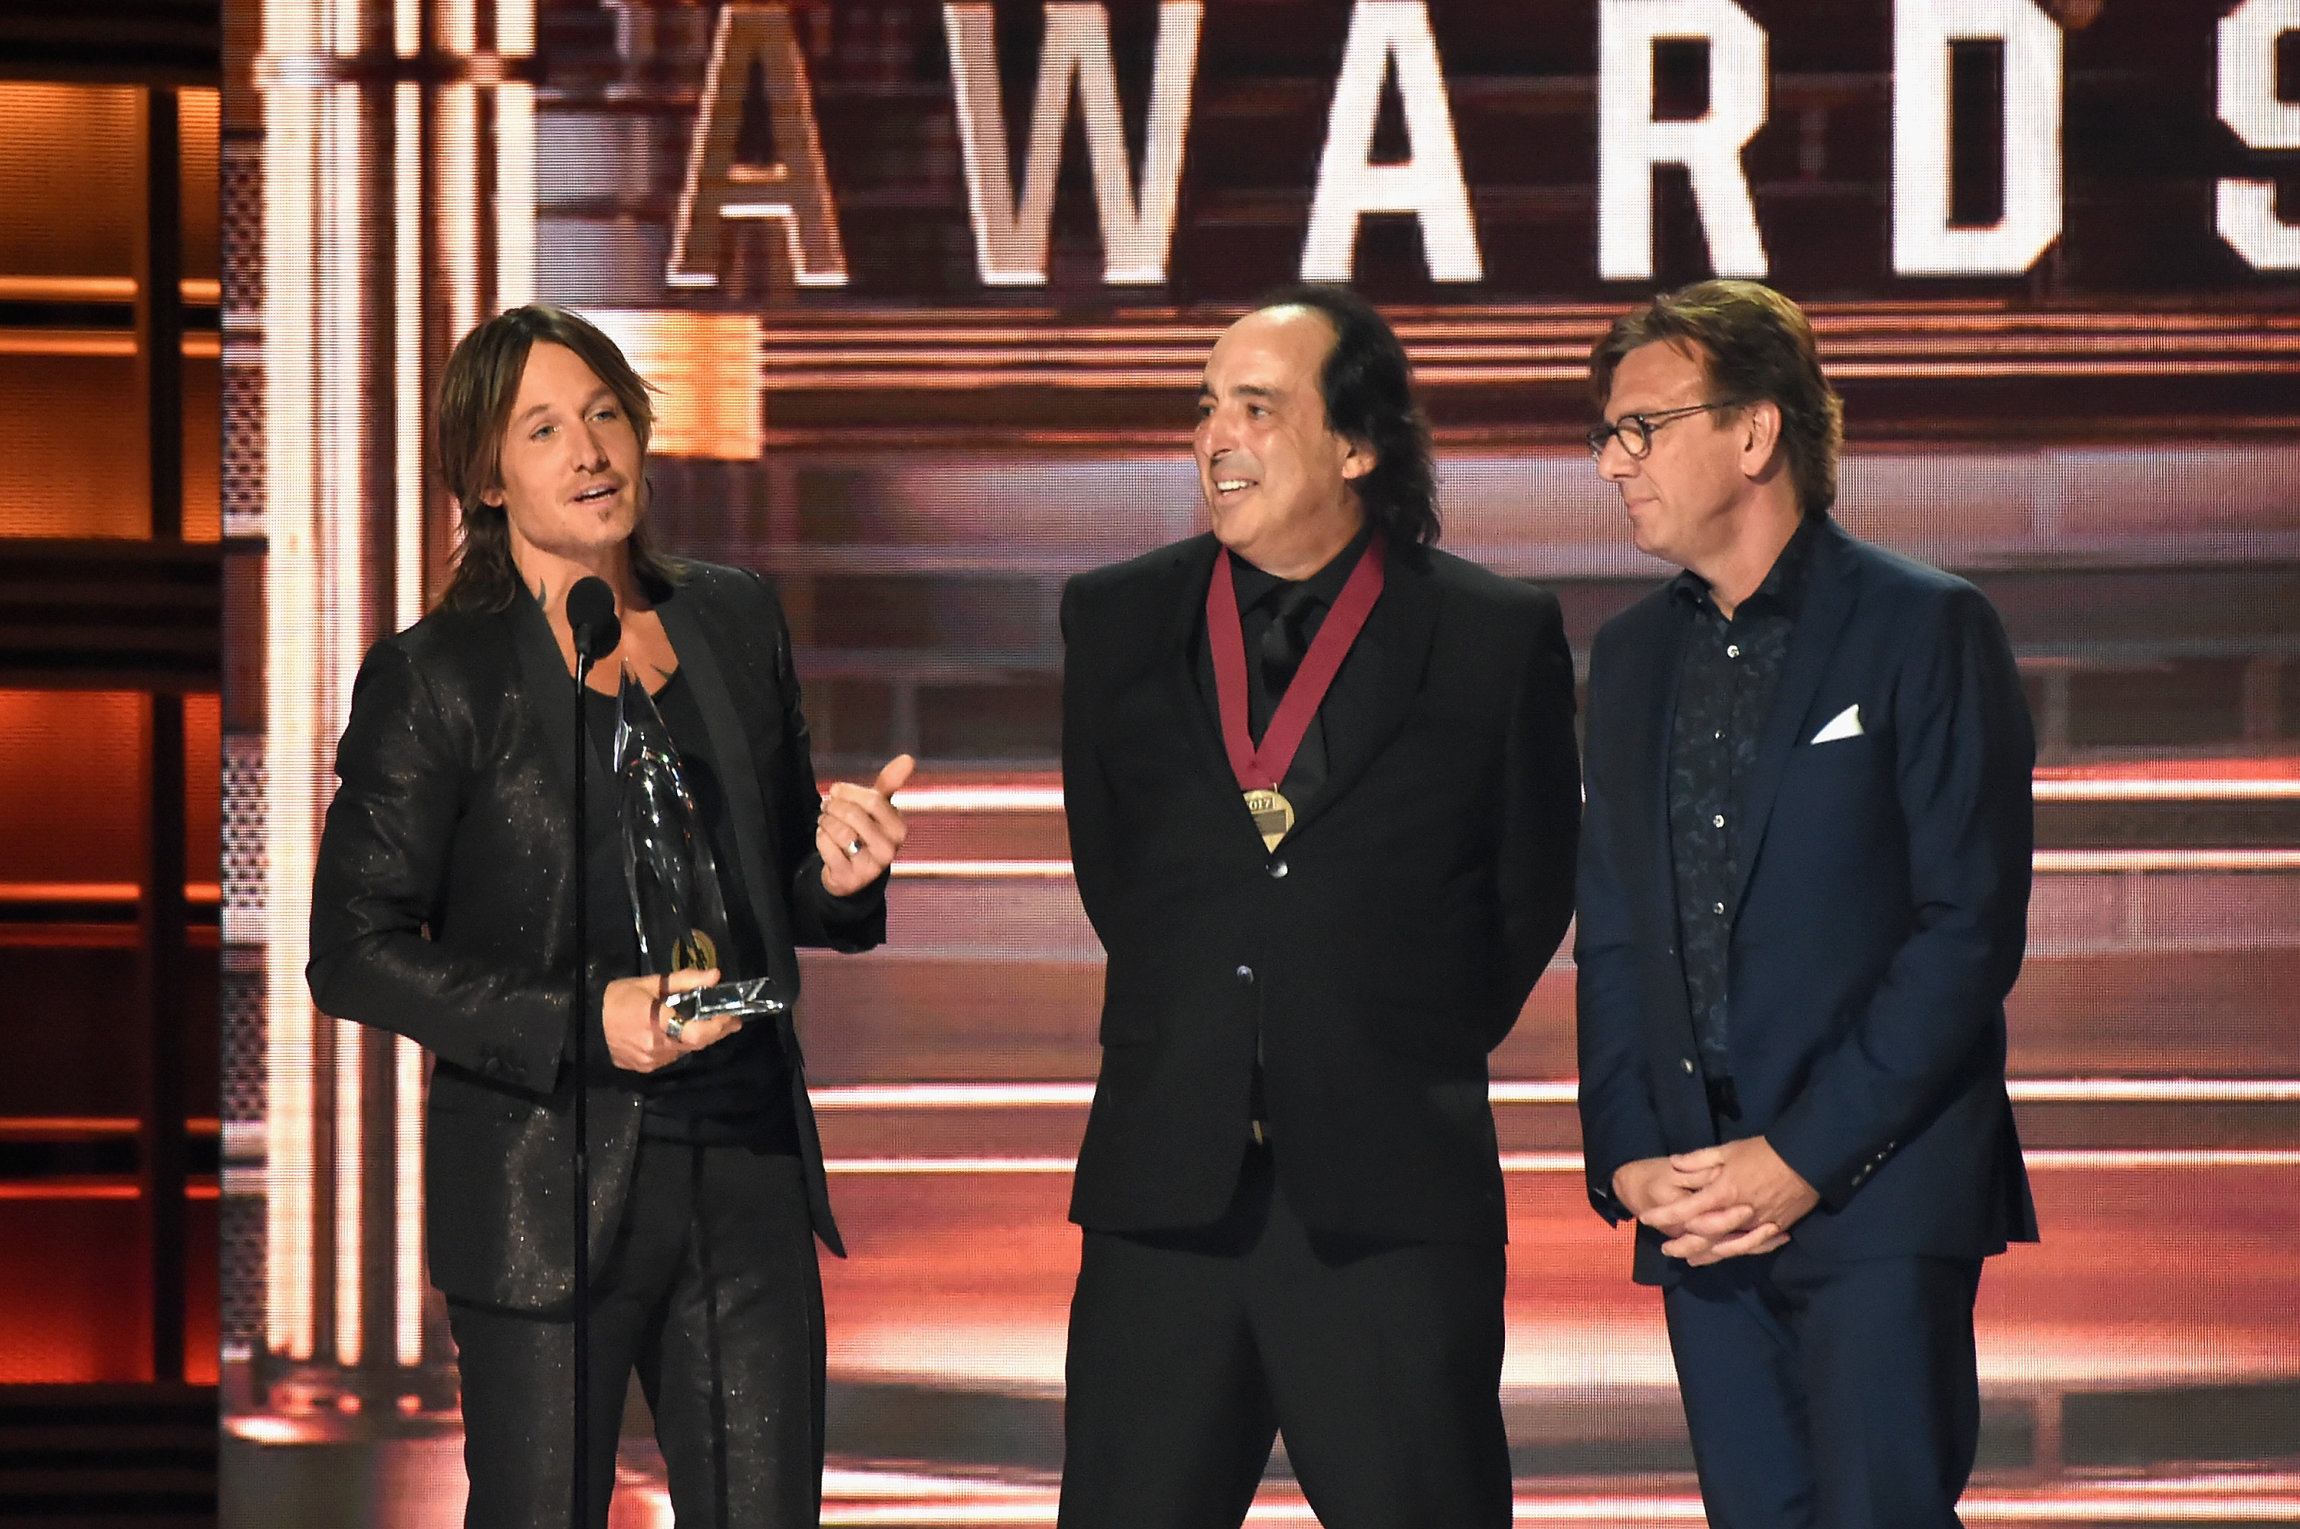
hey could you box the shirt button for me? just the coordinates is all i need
[1714,730,1723,741]
[1235,964,1255,985]
[1269,859,1288,879]
[1682,1058,1696,1074]
[1726,644,1741,658]
[1713,901,1726,915]
[1712,814,1725,828]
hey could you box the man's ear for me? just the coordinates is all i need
[1737,401,1784,477]
[1338,434,1378,482]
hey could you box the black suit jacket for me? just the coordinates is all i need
[307,562,880,1313]
[1060,533,1581,1246]
[1576,517,2039,1285]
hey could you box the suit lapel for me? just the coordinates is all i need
[657,587,795,988]
[1730,519,1859,916]
[1288,545,1438,841]
[509,590,617,835]
[1159,535,1258,818]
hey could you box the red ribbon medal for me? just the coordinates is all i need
[1204,535,1386,850]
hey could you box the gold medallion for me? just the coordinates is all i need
[1244,787,1294,853]
[673,927,719,972]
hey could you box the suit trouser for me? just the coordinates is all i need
[1662,1250,1985,1529]
[446,1139,825,1529]
[1058,1142,1513,1529]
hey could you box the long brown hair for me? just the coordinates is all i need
[434,304,680,612]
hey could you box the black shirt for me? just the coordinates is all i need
[1193,522,1378,813]
[1666,514,1820,1096]
[584,671,798,1152]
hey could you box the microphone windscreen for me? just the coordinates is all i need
[567,576,621,662]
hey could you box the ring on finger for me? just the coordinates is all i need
[664,1012,686,1043]
[845,836,863,856]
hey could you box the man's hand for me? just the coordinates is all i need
[602,968,736,1073]
[818,754,915,897]
[1637,1136,1819,1266]
[1612,1154,1719,1220]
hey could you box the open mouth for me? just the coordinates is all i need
[574,481,621,505]
[1212,477,1256,500]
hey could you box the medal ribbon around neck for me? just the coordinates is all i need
[1206,533,1386,847]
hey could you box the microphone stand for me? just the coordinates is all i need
[567,587,618,1529]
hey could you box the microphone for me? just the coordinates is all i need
[561,572,620,1527]
[567,576,621,666]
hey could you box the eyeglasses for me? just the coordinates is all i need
[1585,400,1749,460]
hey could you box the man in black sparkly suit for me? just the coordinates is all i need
[1575,280,2038,1529]
[307,305,910,1527]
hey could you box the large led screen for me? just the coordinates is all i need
[221,2,2300,1523]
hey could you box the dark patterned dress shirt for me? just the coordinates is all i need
[1667,514,1821,1111]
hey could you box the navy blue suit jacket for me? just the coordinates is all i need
[1575,516,2039,1285]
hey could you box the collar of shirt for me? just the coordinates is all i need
[1669,509,1825,624]
[1229,521,1375,618]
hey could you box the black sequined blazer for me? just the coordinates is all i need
[307,562,882,1313]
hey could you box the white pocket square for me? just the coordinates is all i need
[1810,704,1863,744]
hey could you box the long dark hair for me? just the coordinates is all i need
[434,304,680,613]
[1254,284,1441,548]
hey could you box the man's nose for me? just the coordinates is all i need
[1595,435,1635,481]
[573,420,611,468]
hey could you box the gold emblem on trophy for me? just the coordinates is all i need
[672,927,718,972]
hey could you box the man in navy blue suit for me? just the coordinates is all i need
[1574,280,2038,1529]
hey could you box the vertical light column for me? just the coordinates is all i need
[261,0,375,1374]
[390,69,428,1371]
[394,81,423,633]
[440,0,480,365]
[323,59,369,1371]
[259,0,323,1368]
[437,79,479,541]
[394,1036,425,1367]
[496,0,538,306]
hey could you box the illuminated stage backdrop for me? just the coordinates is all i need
[221,2,2300,1523]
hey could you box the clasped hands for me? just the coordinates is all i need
[1611,1137,1821,1266]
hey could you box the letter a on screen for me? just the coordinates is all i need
[1300,2,1484,283]
[668,4,847,289]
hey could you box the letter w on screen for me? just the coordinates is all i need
[668,3,848,288]
[944,3,1202,286]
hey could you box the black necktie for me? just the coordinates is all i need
[1259,581,1321,703]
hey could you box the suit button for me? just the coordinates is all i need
[1269,859,1288,879]
[1236,965,1255,985]
[1681,1058,1695,1074]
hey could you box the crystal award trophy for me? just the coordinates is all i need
[612,668,789,1028]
